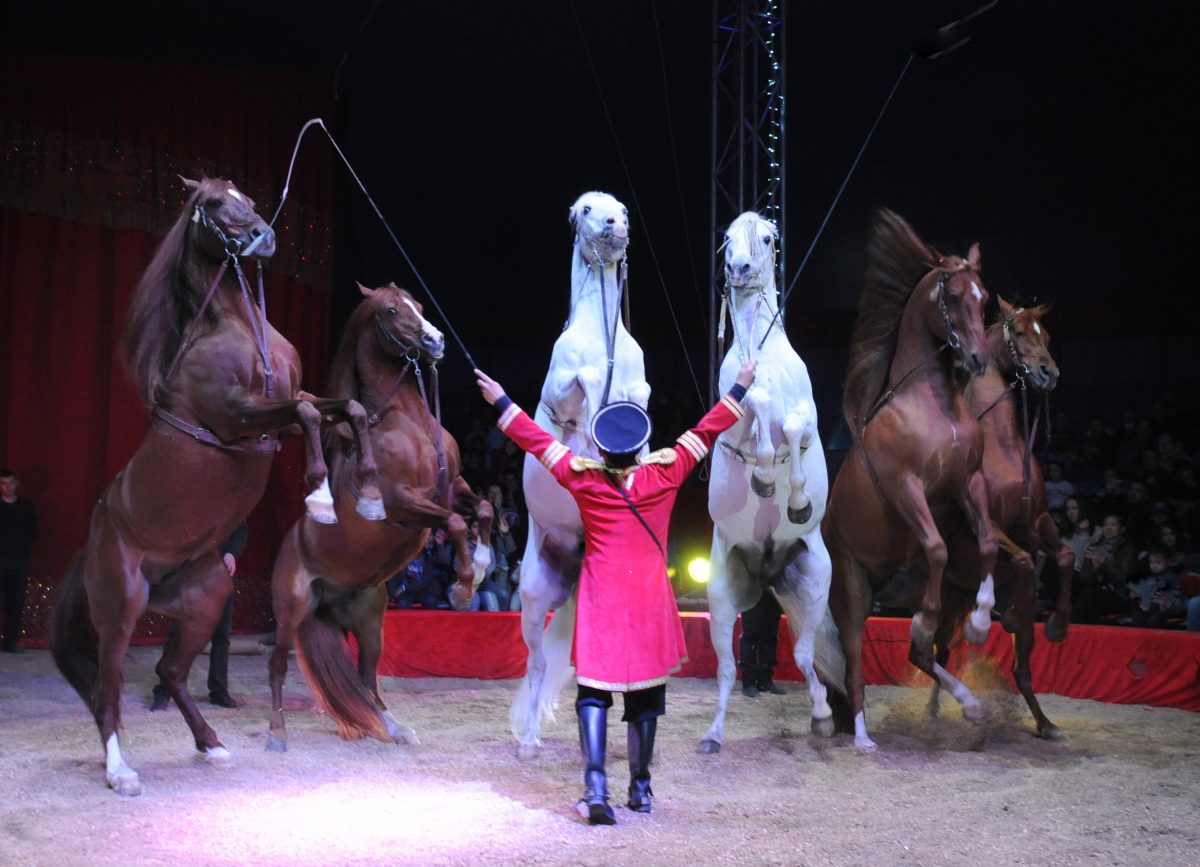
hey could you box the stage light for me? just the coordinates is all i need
[687,557,711,584]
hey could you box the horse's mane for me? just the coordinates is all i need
[121,183,215,408]
[326,293,380,403]
[842,209,938,438]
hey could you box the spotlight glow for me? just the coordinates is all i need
[687,557,711,584]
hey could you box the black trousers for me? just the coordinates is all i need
[739,592,782,680]
[576,683,666,723]
[155,592,235,697]
[0,557,29,650]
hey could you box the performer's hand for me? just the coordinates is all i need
[474,369,506,405]
[735,359,757,389]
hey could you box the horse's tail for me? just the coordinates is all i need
[508,592,577,737]
[294,613,389,742]
[51,553,100,704]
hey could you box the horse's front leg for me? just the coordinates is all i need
[781,401,817,524]
[1034,511,1074,643]
[890,474,948,652]
[744,386,778,498]
[154,552,234,766]
[958,469,999,645]
[225,395,334,523]
[303,393,385,521]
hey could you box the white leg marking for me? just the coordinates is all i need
[305,477,337,524]
[966,574,995,643]
[105,733,141,795]
[853,712,877,750]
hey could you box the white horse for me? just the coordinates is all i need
[509,191,651,758]
[700,211,845,753]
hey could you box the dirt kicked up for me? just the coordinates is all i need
[2,645,1196,866]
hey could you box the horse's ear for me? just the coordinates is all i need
[387,281,400,290]
[357,282,374,298]
[178,175,200,192]
[968,242,982,270]
[998,296,1014,315]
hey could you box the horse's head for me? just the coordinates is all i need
[361,282,445,363]
[182,176,276,262]
[995,297,1059,391]
[918,246,990,377]
[722,211,778,292]
[569,191,630,264]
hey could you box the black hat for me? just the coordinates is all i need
[590,401,652,456]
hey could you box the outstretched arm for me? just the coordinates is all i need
[665,360,756,483]
[475,369,575,486]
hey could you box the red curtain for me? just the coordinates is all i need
[0,53,336,638]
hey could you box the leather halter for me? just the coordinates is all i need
[154,204,279,454]
[366,313,449,505]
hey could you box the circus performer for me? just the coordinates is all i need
[474,360,756,825]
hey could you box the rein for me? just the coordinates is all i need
[586,244,628,408]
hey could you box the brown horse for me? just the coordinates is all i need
[52,177,383,795]
[266,282,492,752]
[928,299,1073,738]
[823,209,997,749]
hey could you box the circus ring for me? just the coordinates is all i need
[3,624,1197,865]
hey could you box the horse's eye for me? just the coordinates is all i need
[386,307,398,316]
[622,208,628,216]
[582,205,591,215]
[206,198,222,209]
[763,235,773,245]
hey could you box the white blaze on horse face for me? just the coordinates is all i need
[971,281,982,301]
[228,188,245,204]
[401,297,444,347]
[1033,321,1042,334]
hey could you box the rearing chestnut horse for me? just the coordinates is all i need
[929,299,1073,739]
[824,209,997,749]
[266,282,492,752]
[52,177,383,795]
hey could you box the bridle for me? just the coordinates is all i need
[154,199,280,453]
[859,263,972,430]
[362,311,449,505]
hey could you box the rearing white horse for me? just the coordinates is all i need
[509,191,651,758]
[700,211,844,753]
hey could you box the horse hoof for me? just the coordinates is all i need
[204,746,234,767]
[853,736,878,751]
[750,476,775,499]
[1044,615,1068,644]
[963,616,990,646]
[787,502,813,525]
[962,701,987,724]
[697,739,721,755]
[356,496,386,522]
[387,724,420,746]
[811,715,835,738]
[1038,723,1064,741]
[516,743,541,761]
[107,770,142,797]
[265,736,288,753]
[305,502,338,525]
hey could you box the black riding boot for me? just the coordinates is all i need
[626,718,657,813]
[577,702,616,825]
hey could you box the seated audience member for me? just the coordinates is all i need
[388,537,446,610]
[1122,479,1154,550]
[1090,469,1125,523]
[1045,495,1091,608]
[1044,462,1074,513]
[1128,547,1186,628]
[1072,512,1138,624]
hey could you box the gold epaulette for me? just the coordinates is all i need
[570,456,607,472]
[637,448,678,467]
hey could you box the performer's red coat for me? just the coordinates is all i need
[498,393,745,691]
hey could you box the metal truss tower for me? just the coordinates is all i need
[710,0,785,401]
